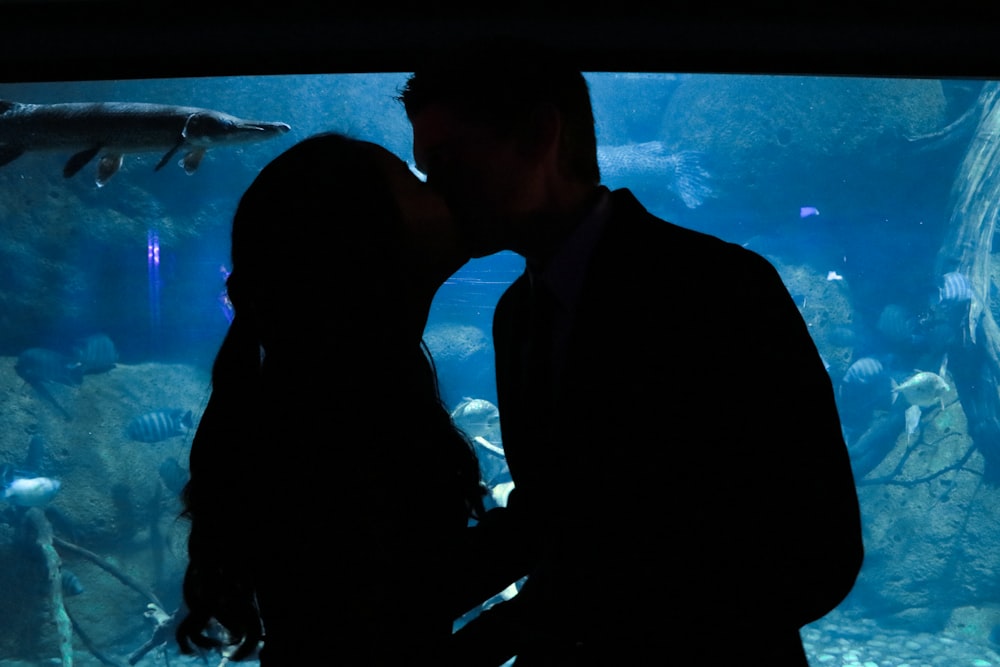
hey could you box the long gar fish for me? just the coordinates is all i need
[0,100,291,186]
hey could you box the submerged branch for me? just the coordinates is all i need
[26,508,74,667]
[67,607,127,667]
[52,535,164,609]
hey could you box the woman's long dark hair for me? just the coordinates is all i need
[176,133,483,658]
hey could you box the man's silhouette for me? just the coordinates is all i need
[400,38,864,665]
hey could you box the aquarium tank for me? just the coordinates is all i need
[0,69,999,666]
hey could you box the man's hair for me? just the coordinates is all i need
[397,36,600,185]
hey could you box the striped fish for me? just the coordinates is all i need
[939,271,974,304]
[126,409,193,443]
[876,304,920,346]
[61,570,84,596]
[73,333,118,374]
[842,357,885,386]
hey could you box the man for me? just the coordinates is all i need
[399,38,864,665]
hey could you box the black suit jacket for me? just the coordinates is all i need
[458,188,863,665]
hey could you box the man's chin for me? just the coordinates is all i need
[460,228,506,258]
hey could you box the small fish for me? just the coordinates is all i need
[800,206,820,218]
[826,325,858,348]
[15,347,83,386]
[61,569,84,596]
[4,476,61,507]
[451,397,501,439]
[127,409,193,443]
[158,457,190,494]
[892,371,951,409]
[72,333,118,374]
[939,271,974,304]
[877,303,922,347]
[597,142,712,208]
[827,271,843,281]
[842,357,885,386]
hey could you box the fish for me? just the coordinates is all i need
[127,409,194,443]
[800,206,820,218]
[0,435,62,508]
[15,347,83,387]
[842,357,885,386]
[939,271,975,304]
[1,435,50,486]
[72,333,118,374]
[450,397,501,440]
[61,570,84,597]
[158,457,190,495]
[877,303,922,347]
[0,100,291,186]
[15,348,81,420]
[839,356,892,410]
[892,371,951,409]
[3,475,61,507]
[490,479,516,508]
[892,355,951,410]
[597,142,712,208]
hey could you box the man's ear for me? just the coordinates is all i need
[517,103,561,161]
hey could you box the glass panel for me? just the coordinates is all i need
[0,71,998,666]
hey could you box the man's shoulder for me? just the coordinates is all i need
[606,187,760,265]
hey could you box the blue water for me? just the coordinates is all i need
[0,72,998,665]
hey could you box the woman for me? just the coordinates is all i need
[175,133,487,664]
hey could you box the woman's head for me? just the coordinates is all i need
[228,132,463,352]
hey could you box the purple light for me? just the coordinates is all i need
[148,230,160,267]
[147,229,162,350]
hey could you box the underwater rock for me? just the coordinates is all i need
[660,76,953,221]
[0,357,205,657]
[769,258,856,381]
[851,393,1000,628]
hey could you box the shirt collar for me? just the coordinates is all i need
[527,186,612,312]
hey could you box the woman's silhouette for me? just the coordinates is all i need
[175,132,486,664]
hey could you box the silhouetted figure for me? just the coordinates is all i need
[400,38,865,665]
[175,132,488,664]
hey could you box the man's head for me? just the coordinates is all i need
[398,37,600,259]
